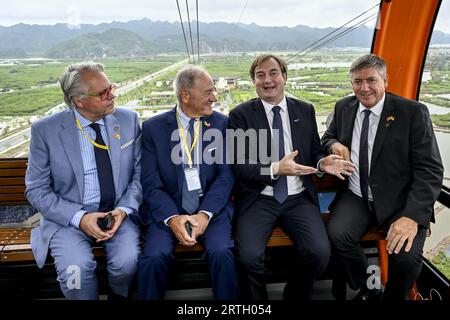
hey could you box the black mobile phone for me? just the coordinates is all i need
[185,221,192,237]
[97,212,114,231]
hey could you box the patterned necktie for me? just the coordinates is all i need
[181,119,199,214]
[89,123,115,212]
[272,106,288,204]
[359,109,371,205]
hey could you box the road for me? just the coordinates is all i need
[0,59,188,155]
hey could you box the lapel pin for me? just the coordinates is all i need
[114,126,120,131]
[385,115,395,127]
[294,118,300,123]
[203,121,211,128]
[113,134,121,139]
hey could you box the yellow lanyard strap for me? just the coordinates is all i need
[176,112,200,167]
[75,118,109,150]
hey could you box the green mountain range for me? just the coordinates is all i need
[46,29,154,58]
[0,19,449,58]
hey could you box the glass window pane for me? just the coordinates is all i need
[419,0,450,281]
[0,1,376,158]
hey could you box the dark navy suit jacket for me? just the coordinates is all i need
[139,107,234,225]
[228,97,324,215]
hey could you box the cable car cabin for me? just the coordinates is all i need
[0,0,450,300]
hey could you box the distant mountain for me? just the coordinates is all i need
[46,28,154,58]
[431,30,450,44]
[0,18,449,58]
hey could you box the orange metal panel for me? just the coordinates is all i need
[372,0,441,99]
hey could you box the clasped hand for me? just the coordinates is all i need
[79,208,127,242]
[168,212,210,246]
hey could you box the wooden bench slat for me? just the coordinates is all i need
[0,177,26,186]
[0,159,28,169]
[0,194,28,202]
[0,251,34,262]
[0,168,27,177]
[0,186,26,194]
[3,244,31,251]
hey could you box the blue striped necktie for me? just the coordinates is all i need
[272,106,288,204]
[90,123,115,212]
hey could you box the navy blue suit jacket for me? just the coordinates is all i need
[139,107,234,225]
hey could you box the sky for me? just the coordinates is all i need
[1,0,449,33]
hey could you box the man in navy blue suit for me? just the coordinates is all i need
[138,65,238,300]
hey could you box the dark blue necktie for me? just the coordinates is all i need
[181,119,199,214]
[89,123,115,212]
[272,106,288,204]
[359,109,371,205]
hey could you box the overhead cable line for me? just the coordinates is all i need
[229,0,249,41]
[185,0,196,64]
[196,0,200,64]
[176,0,192,63]
[293,12,378,60]
[286,2,381,63]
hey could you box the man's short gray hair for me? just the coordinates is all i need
[174,64,210,104]
[349,54,387,80]
[59,61,104,109]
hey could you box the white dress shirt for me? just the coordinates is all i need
[260,97,305,197]
[348,94,385,201]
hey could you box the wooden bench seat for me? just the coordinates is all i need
[0,158,391,298]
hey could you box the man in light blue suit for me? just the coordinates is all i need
[138,65,238,299]
[25,62,142,300]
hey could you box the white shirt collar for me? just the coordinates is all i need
[73,108,105,128]
[261,96,288,116]
[358,93,385,117]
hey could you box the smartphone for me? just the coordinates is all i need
[185,221,192,237]
[97,212,114,231]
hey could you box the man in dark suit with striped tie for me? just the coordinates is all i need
[228,54,354,300]
[321,54,443,300]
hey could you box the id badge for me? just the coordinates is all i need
[184,167,201,191]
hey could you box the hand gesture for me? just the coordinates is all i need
[320,154,356,180]
[274,150,317,176]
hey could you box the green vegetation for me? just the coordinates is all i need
[46,29,154,59]
[0,87,61,116]
[201,55,255,79]
[229,90,257,108]
[0,57,181,91]
[431,252,450,280]
[0,63,64,90]
[0,56,183,116]
[432,113,450,127]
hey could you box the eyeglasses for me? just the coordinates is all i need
[85,84,117,101]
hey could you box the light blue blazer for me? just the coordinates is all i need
[25,108,142,268]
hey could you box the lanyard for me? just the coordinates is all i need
[75,118,109,150]
[176,112,200,168]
